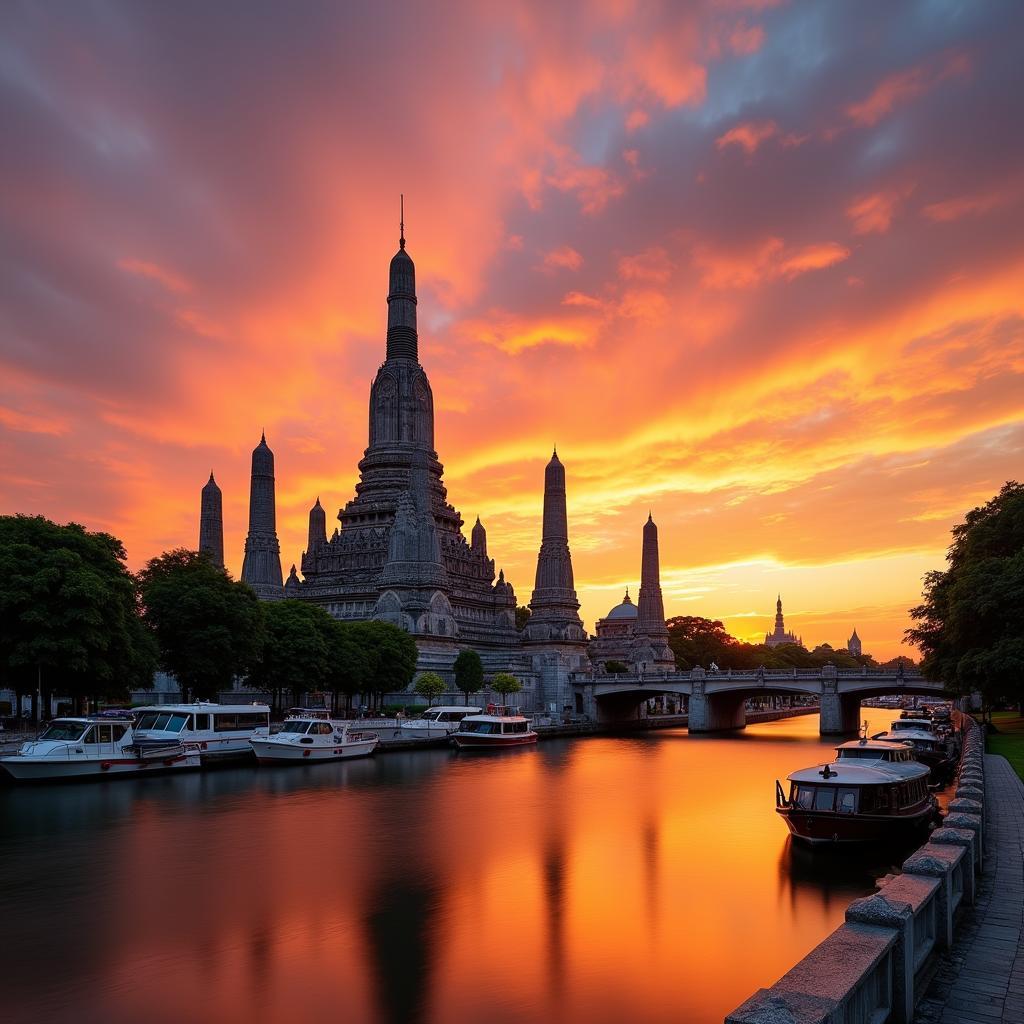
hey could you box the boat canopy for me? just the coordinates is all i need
[788,759,929,785]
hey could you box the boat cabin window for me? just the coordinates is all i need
[312,722,332,735]
[505,720,529,734]
[135,712,190,733]
[813,788,836,812]
[111,724,128,742]
[422,710,441,721]
[279,721,312,735]
[213,712,269,732]
[836,788,858,814]
[839,748,884,760]
[39,721,87,742]
[193,714,210,731]
[460,720,495,734]
[792,785,815,810]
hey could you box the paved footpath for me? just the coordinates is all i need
[914,754,1024,1024]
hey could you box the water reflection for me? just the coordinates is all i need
[0,708,915,1024]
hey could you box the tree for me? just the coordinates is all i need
[0,515,156,717]
[604,660,629,674]
[349,620,418,710]
[908,481,1024,715]
[253,599,336,710]
[491,672,522,707]
[453,649,484,704]
[324,620,371,713]
[138,549,262,701]
[666,616,739,671]
[414,672,446,706]
[515,605,531,631]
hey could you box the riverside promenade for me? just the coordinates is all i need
[914,754,1024,1024]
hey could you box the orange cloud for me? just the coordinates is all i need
[118,258,191,294]
[542,246,584,271]
[694,237,849,288]
[922,184,1021,223]
[846,50,971,126]
[846,185,914,235]
[715,119,778,153]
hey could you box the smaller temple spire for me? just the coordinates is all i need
[400,193,405,249]
[199,470,224,568]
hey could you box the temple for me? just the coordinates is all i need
[847,628,862,657]
[588,514,675,672]
[213,216,683,710]
[764,594,803,648]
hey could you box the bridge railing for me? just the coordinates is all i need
[573,667,927,685]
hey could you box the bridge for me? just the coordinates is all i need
[570,664,945,735]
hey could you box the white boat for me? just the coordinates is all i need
[451,706,538,750]
[249,712,379,764]
[132,702,271,762]
[399,705,483,740]
[0,716,200,782]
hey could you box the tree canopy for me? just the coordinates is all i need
[253,598,335,708]
[491,672,522,702]
[908,481,1024,708]
[0,515,156,711]
[138,549,262,700]
[348,620,418,709]
[665,614,881,672]
[414,672,446,706]
[453,649,484,704]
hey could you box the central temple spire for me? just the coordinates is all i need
[387,197,417,360]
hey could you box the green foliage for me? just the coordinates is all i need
[348,620,418,708]
[324,619,371,706]
[491,672,522,700]
[908,481,1024,708]
[604,660,629,674]
[253,599,335,706]
[138,549,262,700]
[515,605,531,631]
[0,515,156,708]
[414,671,446,705]
[453,649,484,703]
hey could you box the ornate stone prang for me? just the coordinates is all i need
[241,432,283,600]
[199,471,224,568]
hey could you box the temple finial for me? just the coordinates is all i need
[400,193,405,250]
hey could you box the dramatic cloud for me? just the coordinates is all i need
[2,0,1023,658]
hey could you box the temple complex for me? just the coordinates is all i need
[847,628,862,657]
[588,514,675,672]
[210,217,678,710]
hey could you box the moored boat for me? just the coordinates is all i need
[451,706,538,750]
[249,713,379,764]
[132,702,271,762]
[0,716,200,782]
[399,705,483,740]
[871,716,956,778]
[775,741,936,845]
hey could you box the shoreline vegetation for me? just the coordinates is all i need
[985,711,1024,782]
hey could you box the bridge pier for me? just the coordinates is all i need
[688,671,746,733]
[819,692,861,735]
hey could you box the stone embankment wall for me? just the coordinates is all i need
[726,712,984,1024]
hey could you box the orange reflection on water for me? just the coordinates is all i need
[0,709,910,1024]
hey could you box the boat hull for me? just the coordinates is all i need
[776,802,936,845]
[0,752,200,782]
[451,733,538,750]
[249,737,378,764]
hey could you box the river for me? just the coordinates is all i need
[0,707,925,1024]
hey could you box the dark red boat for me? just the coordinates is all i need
[775,740,936,845]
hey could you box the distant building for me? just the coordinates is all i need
[847,628,862,657]
[764,594,803,648]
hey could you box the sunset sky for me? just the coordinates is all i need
[2,1,1023,659]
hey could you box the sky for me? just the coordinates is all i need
[1,0,1023,660]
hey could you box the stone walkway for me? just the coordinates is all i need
[914,754,1024,1024]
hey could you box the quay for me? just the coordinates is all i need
[912,755,1024,1024]
[726,715,1024,1024]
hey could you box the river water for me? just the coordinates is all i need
[0,707,923,1024]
